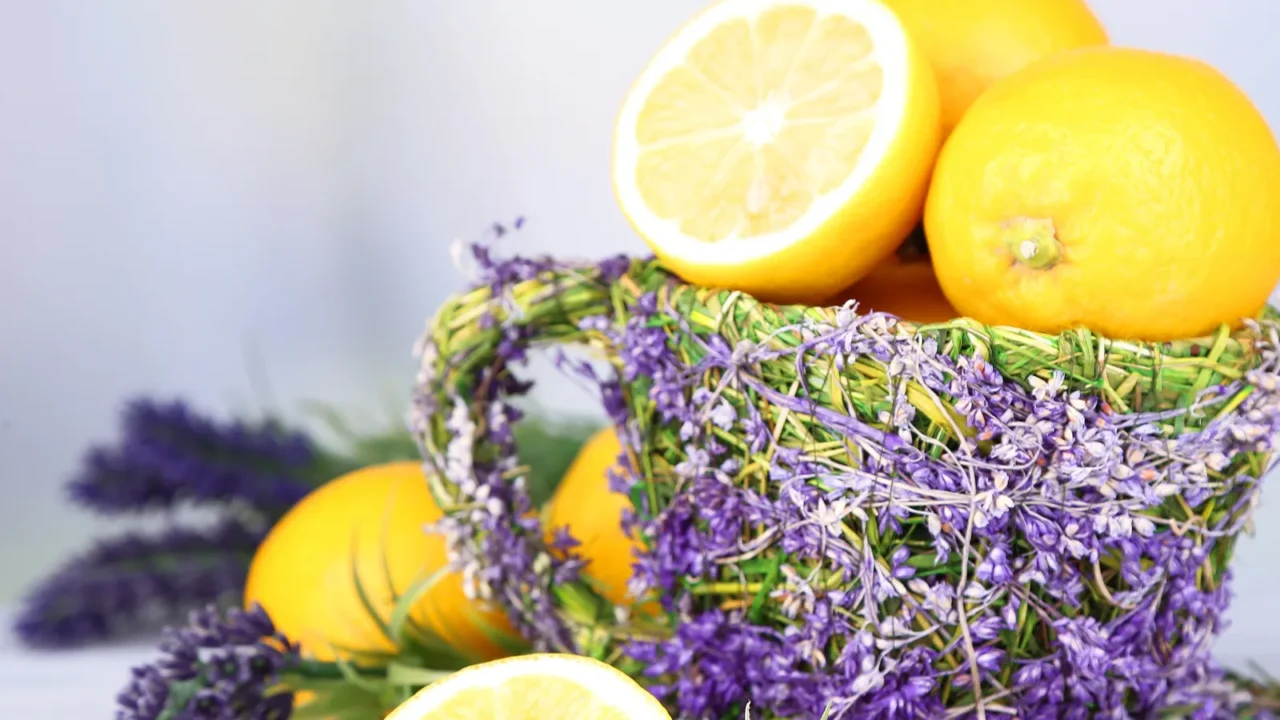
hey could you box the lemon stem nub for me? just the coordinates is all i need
[1005,218,1063,270]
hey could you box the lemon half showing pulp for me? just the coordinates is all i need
[612,0,941,304]
[384,654,671,720]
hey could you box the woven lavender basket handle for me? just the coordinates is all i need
[411,249,1280,719]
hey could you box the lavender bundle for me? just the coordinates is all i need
[14,521,263,649]
[409,239,1280,719]
[21,389,595,655]
[67,398,318,513]
[16,398,386,649]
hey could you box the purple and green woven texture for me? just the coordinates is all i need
[411,246,1280,720]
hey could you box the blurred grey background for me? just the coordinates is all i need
[0,0,1278,669]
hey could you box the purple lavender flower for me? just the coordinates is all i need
[14,520,262,649]
[116,603,297,720]
[68,398,316,514]
[604,304,1279,717]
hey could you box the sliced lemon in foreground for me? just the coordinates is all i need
[612,0,941,304]
[384,654,671,720]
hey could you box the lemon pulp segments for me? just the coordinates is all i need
[631,5,884,243]
[612,0,939,303]
[385,654,671,720]
[419,676,632,719]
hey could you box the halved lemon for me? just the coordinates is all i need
[384,654,671,720]
[612,0,941,304]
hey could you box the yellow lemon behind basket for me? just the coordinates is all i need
[925,46,1280,341]
[827,259,959,324]
[612,0,941,304]
[244,461,518,664]
[545,428,649,611]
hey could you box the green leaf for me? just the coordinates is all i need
[281,659,384,683]
[155,679,204,720]
[386,567,449,648]
[348,534,395,646]
[739,556,779,574]
[748,551,786,623]
[332,653,387,696]
[554,582,602,625]
[628,484,650,515]
[383,569,479,670]
[459,601,531,656]
[399,635,477,673]
[287,681,385,720]
[315,643,397,668]
[373,510,484,669]
[385,661,453,688]
[374,504,446,655]
[907,552,956,569]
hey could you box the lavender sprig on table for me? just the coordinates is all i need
[13,520,263,649]
[68,398,316,514]
[13,397,323,650]
[116,603,298,720]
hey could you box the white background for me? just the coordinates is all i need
[1,0,1278,713]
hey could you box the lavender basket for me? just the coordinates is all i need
[411,246,1280,719]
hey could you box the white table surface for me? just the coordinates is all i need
[0,610,158,717]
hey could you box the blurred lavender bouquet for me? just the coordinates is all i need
[10,397,403,649]
[13,396,592,650]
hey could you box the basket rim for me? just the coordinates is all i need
[628,255,1278,346]
[410,246,1280,717]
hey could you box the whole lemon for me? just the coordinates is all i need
[827,259,959,325]
[544,428,647,609]
[882,0,1108,135]
[244,461,518,663]
[925,47,1280,341]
